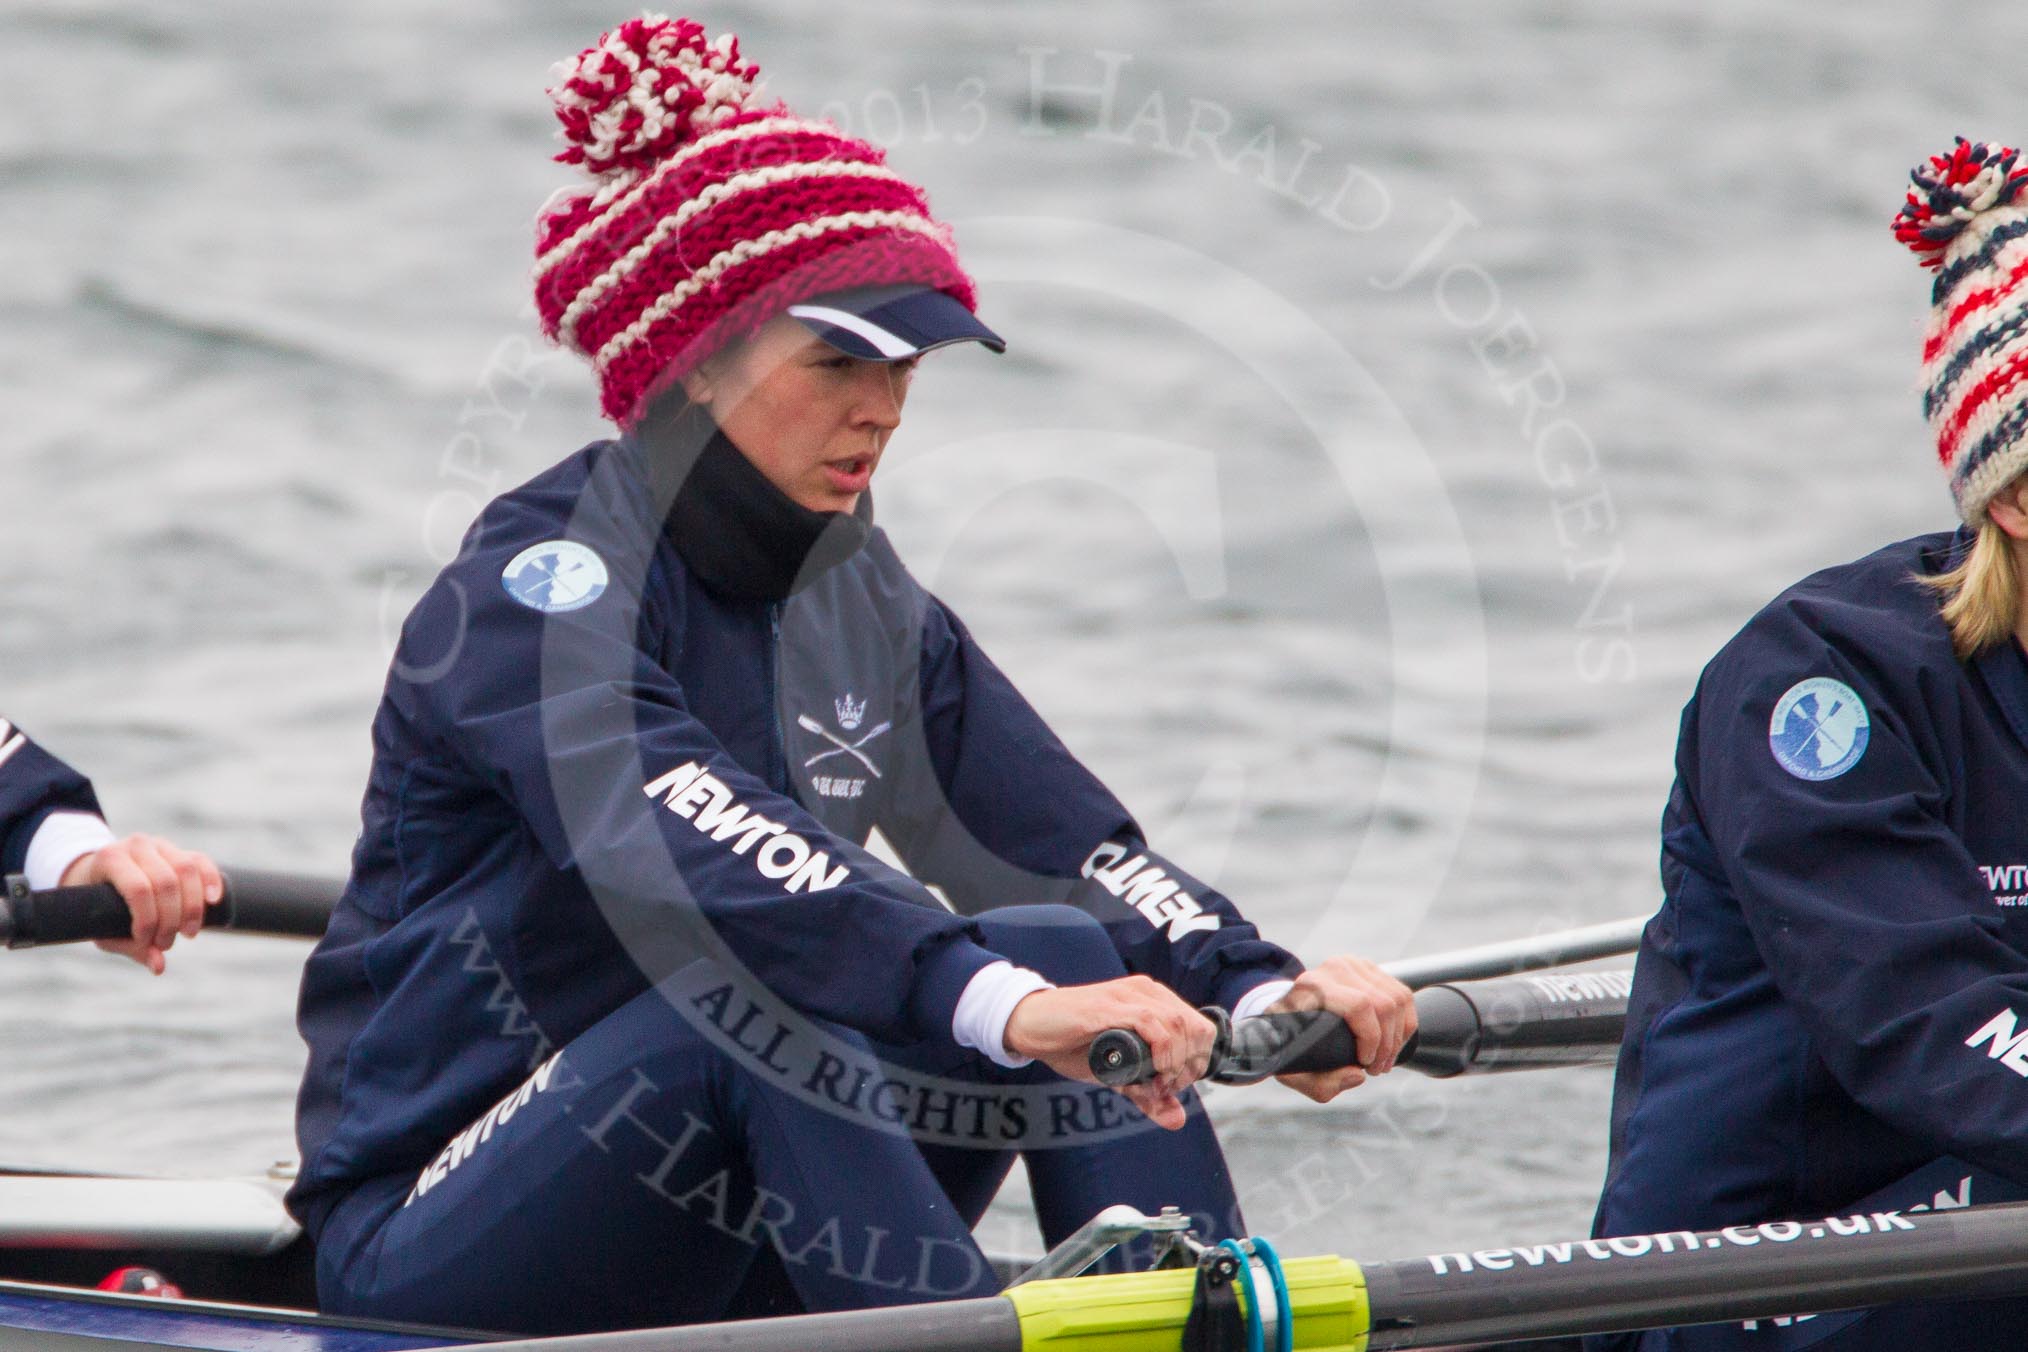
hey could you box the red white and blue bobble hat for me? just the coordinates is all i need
[788,285,1007,362]
[1893,137,2028,525]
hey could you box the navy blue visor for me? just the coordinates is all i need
[787,285,1006,361]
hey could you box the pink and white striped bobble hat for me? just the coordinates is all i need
[532,15,980,426]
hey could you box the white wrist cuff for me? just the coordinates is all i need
[1231,979,1297,1024]
[953,960,1056,1068]
[23,812,116,892]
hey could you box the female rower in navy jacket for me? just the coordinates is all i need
[1592,140,2028,1350]
[1,716,220,972]
[290,16,1414,1337]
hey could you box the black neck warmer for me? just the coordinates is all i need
[633,396,874,604]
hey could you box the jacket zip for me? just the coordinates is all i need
[764,601,787,793]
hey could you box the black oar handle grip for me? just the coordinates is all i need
[1088,1006,1356,1087]
[1229,1009,1363,1080]
[1090,1007,1236,1088]
[0,869,337,947]
[1088,1028,1155,1086]
[0,874,159,947]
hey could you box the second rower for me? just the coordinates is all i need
[290,14,1415,1338]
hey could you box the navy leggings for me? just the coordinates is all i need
[314,906,1244,1336]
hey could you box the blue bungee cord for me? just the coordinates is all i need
[1214,1240,1265,1352]
[1214,1236,1294,1352]
[1250,1235,1294,1352]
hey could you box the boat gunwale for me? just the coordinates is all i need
[0,1274,503,1345]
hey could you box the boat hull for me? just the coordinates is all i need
[0,1277,476,1351]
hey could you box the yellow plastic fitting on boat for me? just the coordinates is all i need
[1005,1254,1370,1351]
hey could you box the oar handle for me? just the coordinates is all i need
[1088,970,1633,1087]
[1089,1008,1363,1087]
[0,869,338,947]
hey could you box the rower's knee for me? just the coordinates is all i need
[973,904,1124,986]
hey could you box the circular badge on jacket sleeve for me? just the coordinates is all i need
[1768,677,1870,781]
[501,541,609,613]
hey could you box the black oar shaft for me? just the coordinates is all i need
[0,869,337,946]
[210,868,341,937]
[1362,1199,2028,1348]
[1410,968,1632,1078]
[474,1296,1022,1352]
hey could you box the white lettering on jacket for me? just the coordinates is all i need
[643,762,850,894]
[1080,841,1221,941]
[0,719,25,774]
[1979,863,2028,908]
[1965,1006,2028,1077]
[407,1051,563,1205]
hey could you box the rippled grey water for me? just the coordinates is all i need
[4,0,2019,1266]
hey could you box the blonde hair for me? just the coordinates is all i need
[1921,517,2022,658]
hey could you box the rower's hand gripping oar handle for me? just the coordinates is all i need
[0,869,338,947]
[1088,969,1633,1086]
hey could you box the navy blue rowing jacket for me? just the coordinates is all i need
[1593,531,2028,1347]
[289,434,1295,1234]
[0,718,101,876]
